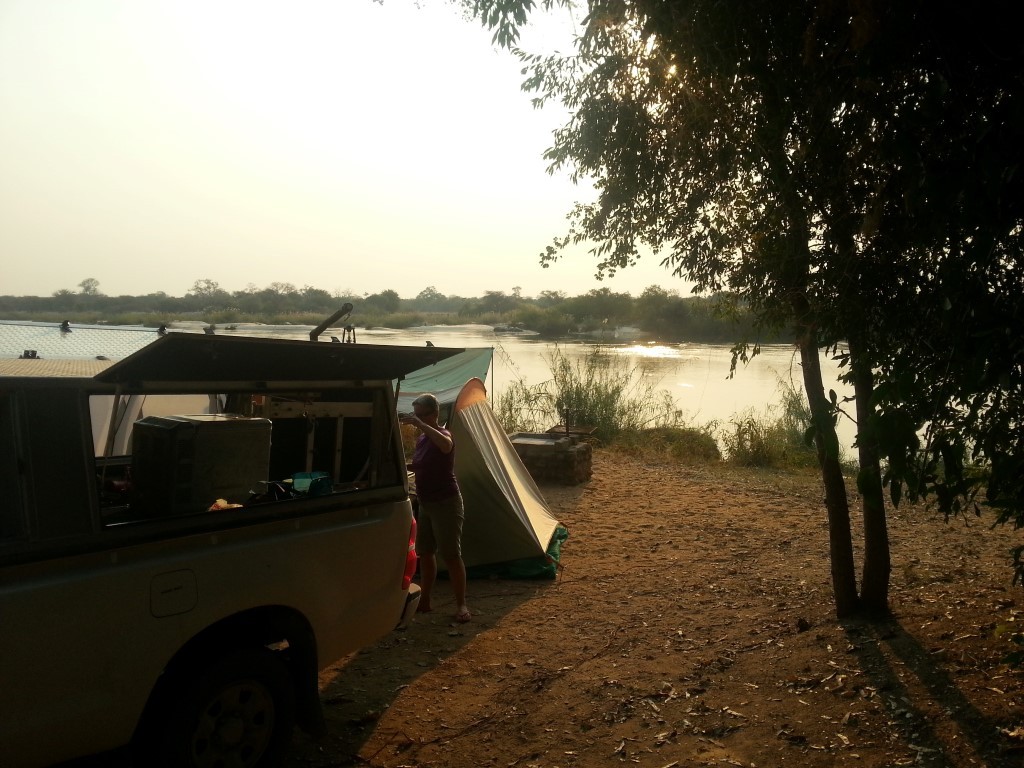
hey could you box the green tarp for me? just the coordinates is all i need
[396,348,493,421]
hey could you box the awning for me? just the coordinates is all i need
[396,347,493,414]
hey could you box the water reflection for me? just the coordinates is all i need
[614,344,683,359]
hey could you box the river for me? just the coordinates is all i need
[208,322,857,452]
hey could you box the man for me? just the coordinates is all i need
[401,394,471,623]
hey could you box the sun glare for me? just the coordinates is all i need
[618,344,681,358]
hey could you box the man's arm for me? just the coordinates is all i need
[400,417,453,453]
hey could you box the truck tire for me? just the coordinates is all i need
[152,647,296,768]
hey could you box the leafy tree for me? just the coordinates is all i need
[186,279,231,311]
[143,291,179,313]
[478,290,519,315]
[267,282,297,296]
[510,304,575,336]
[414,286,447,311]
[469,0,1024,616]
[333,287,359,302]
[563,287,633,328]
[416,286,444,301]
[635,285,673,331]
[364,289,401,313]
[188,279,220,298]
[537,290,567,308]
[78,278,100,296]
[230,287,261,314]
[300,286,335,311]
[255,283,299,314]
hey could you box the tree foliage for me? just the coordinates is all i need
[468,0,1024,613]
[2,280,767,341]
[77,278,100,296]
[363,289,401,313]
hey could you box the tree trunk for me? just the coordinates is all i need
[798,334,860,617]
[848,340,892,614]
[763,107,859,616]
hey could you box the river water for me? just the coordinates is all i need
[209,322,856,451]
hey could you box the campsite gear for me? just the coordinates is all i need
[290,471,331,496]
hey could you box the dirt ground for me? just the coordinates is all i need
[286,450,1024,768]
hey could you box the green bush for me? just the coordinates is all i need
[719,379,821,468]
[508,305,576,337]
[612,425,722,464]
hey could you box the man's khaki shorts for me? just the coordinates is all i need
[416,493,465,560]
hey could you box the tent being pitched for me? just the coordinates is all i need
[444,378,565,577]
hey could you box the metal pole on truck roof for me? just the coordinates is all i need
[310,303,353,342]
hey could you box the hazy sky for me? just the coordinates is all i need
[0,0,687,301]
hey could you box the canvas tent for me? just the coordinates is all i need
[442,377,566,577]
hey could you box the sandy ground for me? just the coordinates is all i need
[286,449,1024,768]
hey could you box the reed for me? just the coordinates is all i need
[493,345,694,444]
[719,378,822,468]
[492,378,550,435]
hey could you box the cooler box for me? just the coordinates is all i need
[131,414,272,517]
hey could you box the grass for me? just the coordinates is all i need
[493,358,835,470]
[493,345,694,443]
[609,426,722,464]
[718,377,829,469]
[492,377,551,436]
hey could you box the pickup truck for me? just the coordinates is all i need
[0,333,460,767]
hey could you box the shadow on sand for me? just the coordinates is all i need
[283,576,546,766]
[844,617,1021,767]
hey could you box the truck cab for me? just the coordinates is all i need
[0,333,459,767]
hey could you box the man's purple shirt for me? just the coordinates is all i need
[410,428,459,502]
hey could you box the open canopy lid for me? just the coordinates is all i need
[95,333,464,387]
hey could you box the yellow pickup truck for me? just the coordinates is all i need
[0,333,459,767]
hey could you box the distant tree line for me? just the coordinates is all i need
[0,277,789,344]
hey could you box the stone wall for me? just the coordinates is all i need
[509,433,593,485]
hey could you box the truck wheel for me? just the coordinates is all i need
[154,647,296,768]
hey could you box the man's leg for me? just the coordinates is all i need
[444,494,470,621]
[449,554,470,622]
[416,505,437,614]
[418,552,436,613]
[430,494,470,621]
